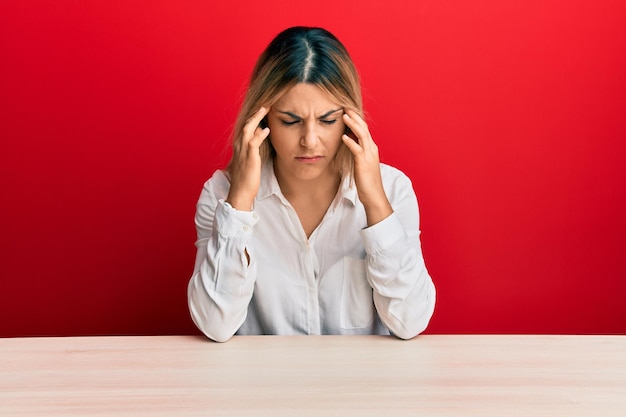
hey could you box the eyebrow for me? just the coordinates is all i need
[278,108,343,120]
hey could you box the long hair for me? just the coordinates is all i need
[226,26,363,177]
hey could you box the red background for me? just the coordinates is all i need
[2,1,625,337]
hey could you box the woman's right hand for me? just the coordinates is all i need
[225,107,271,210]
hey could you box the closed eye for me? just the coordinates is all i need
[279,119,337,126]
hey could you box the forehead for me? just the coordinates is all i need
[273,83,341,112]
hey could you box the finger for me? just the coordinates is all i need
[345,110,380,155]
[343,108,366,126]
[342,111,371,148]
[342,133,363,155]
[242,107,270,140]
[343,109,368,131]
[249,126,270,148]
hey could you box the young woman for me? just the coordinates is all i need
[188,26,435,342]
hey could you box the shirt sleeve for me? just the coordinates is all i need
[187,171,259,342]
[359,166,436,339]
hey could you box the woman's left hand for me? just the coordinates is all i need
[342,109,393,226]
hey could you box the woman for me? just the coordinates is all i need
[188,26,435,342]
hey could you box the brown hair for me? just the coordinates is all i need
[227,26,363,177]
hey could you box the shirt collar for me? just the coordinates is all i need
[256,160,284,203]
[256,159,358,207]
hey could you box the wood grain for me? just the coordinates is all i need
[1,335,625,416]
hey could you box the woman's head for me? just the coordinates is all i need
[228,26,363,176]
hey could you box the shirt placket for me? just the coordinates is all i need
[302,240,320,335]
[283,203,321,335]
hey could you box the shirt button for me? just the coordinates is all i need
[252,213,258,220]
[243,226,250,232]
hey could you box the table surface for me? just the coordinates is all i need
[1,334,625,416]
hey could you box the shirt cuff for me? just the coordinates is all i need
[359,212,405,255]
[215,199,259,240]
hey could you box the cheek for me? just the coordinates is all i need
[324,133,344,155]
[266,126,292,150]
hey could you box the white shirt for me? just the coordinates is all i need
[188,160,436,342]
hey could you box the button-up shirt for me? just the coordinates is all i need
[188,161,436,342]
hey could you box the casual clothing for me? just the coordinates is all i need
[188,160,436,342]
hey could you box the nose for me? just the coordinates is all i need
[299,121,319,148]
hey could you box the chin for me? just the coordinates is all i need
[290,165,328,180]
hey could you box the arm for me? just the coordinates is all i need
[360,171,436,339]
[342,110,436,339]
[187,175,259,342]
[188,107,270,342]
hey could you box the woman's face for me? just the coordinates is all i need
[267,83,346,183]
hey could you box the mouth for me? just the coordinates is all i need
[295,156,324,163]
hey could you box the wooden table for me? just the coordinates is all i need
[1,335,625,416]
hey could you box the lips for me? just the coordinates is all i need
[295,156,323,163]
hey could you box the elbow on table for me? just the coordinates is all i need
[187,297,236,344]
[387,285,436,340]
[189,309,236,343]
[392,318,430,340]
[188,305,238,343]
[204,329,235,343]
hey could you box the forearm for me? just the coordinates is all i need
[361,214,436,339]
[362,193,394,227]
[188,244,255,342]
[370,261,436,340]
[188,200,258,342]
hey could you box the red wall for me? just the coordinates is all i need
[2,1,625,337]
